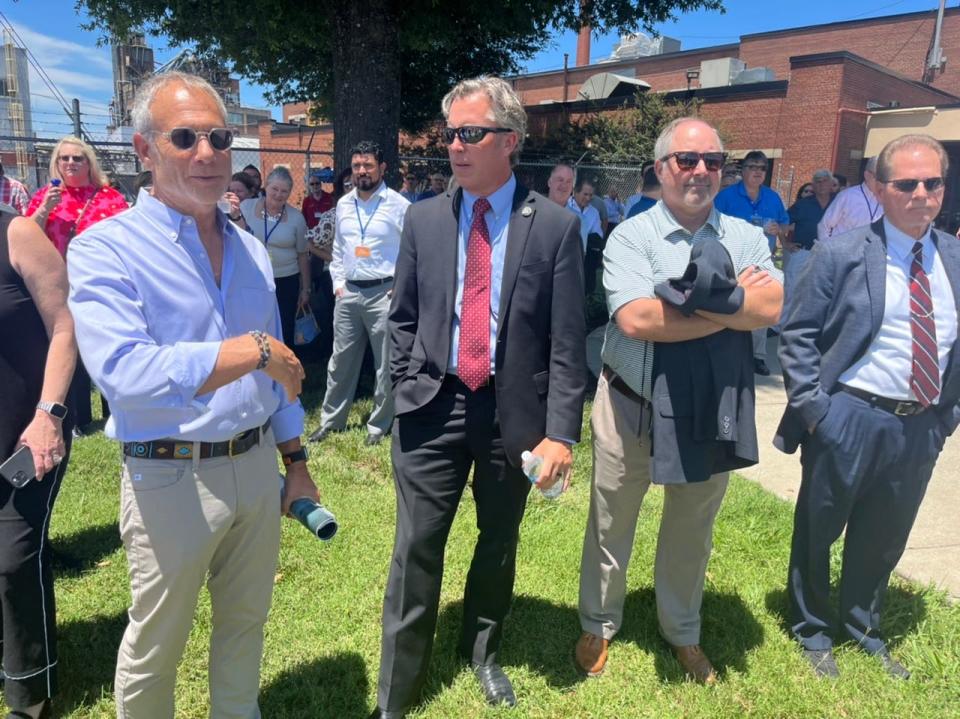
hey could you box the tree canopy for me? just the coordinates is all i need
[79,0,724,173]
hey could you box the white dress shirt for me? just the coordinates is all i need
[329,181,410,292]
[839,219,958,401]
[817,182,883,240]
[566,196,601,251]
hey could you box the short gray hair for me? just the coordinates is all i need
[130,71,227,135]
[441,75,527,164]
[876,134,949,182]
[653,117,723,163]
[265,166,293,189]
[812,169,833,181]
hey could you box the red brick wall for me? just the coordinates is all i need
[741,10,960,95]
[256,122,335,203]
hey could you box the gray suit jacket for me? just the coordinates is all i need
[388,182,587,467]
[775,219,960,454]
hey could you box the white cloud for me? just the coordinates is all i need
[8,22,113,102]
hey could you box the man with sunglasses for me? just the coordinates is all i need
[369,76,585,719]
[714,150,790,376]
[302,169,335,230]
[576,118,782,684]
[777,134,960,680]
[66,72,319,717]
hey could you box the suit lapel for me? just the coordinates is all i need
[865,219,887,338]
[497,183,535,329]
[443,189,463,328]
[933,228,960,315]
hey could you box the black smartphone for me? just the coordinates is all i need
[0,445,37,489]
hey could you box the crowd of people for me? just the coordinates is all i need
[0,68,957,719]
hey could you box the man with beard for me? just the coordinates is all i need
[308,141,410,446]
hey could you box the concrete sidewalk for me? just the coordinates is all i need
[739,336,960,600]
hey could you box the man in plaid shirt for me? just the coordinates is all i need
[0,162,30,215]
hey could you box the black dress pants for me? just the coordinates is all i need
[376,376,531,712]
[788,391,946,654]
[0,440,69,708]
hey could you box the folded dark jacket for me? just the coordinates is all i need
[654,240,744,316]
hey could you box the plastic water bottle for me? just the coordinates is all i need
[521,451,563,499]
[279,474,338,540]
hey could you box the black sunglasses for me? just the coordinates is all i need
[661,151,727,172]
[441,126,513,145]
[878,177,944,193]
[154,127,234,151]
[308,182,321,186]
[58,154,87,163]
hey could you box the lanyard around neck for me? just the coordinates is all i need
[860,185,880,221]
[261,202,283,245]
[354,195,383,243]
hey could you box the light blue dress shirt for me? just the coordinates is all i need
[447,174,515,375]
[67,190,305,443]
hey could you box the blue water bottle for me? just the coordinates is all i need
[279,474,338,540]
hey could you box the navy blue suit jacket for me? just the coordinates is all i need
[775,219,960,454]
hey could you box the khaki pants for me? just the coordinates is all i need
[114,432,281,719]
[578,375,728,646]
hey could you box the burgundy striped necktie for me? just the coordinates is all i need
[909,241,940,407]
[458,198,492,391]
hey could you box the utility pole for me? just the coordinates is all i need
[72,98,81,136]
[925,0,947,83]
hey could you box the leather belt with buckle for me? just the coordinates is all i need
[839,384,928,416]
[123,419,271,460]
[347,276,393,289]
[602,365,647,405]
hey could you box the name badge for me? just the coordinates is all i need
[355,246,371,258]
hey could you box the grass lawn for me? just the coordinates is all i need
[33,373,960,718]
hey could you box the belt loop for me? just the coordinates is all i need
[192,442,201,472]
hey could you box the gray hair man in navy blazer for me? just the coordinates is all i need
[368,76,586,719]
[777,134,960,679]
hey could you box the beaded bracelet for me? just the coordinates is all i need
[249,330,271,370]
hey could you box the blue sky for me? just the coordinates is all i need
[0,0,952,138]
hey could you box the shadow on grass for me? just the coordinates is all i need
[55,610,127,714]
[764,584,927,651]
[51,522,121,576]
[260,651,369,719]
[617,587,765,681]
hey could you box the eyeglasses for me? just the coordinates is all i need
[152,127,234,151]
[441,126,513,145]
[878,177,944,193]
[308,182,321,186]
[661,152,727,172]
[58,154,87,163]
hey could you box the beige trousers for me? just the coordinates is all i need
[578,375,728,646]
[114,432,281,719]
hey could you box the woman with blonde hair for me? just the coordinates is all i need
[27,136,127,257]
[26,136,127,436]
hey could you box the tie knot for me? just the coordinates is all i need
[912,241,924,261]
[473,198,491,218]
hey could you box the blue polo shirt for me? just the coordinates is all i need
[625,195,657,219]
[714,181,789,251]
[788,194,834,250]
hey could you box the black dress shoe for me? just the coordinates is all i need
[802,648,839,678]
[6,700,51,719]
[364,432,384,446]
[307,427,331,443]
[472,662,516,707]
[754,358,771,376]
[367,708,406,719]
[877,650,910,680]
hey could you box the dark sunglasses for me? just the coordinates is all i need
[661,151,727,172]
[308,182,321,186]
[58,154,87,163]
[441,125,513,145]
[878,177,944,193]
[154,127,234,151]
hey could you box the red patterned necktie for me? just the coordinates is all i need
[458,198,492,391]
[909,241,940,407]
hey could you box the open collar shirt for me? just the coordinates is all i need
[66,189,304,443]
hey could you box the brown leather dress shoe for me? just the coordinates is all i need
[575,631,609,677]
[672,644,718,684]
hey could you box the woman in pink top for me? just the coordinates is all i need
[27,136,127,435]
[27,136,128,257]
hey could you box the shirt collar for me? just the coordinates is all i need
[463,173,516,221]
[655,200,723,238]
[352,181,388,205]
[134,188,236,242]
[883,216,933,262]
